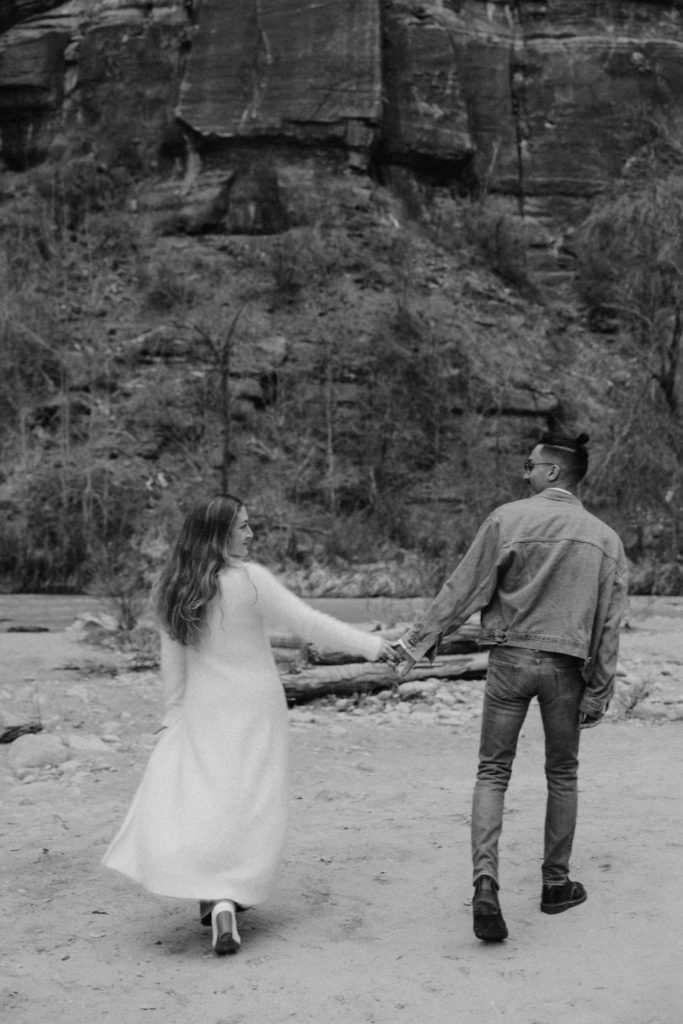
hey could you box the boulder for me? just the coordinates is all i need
[7,732,69,776]
[63,732,110,754]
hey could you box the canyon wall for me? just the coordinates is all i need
[2,2,681,581]
[2,1,683,264]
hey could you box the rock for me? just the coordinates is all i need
[13,779,61,803]
[63,733,111,754]
[64,685,90,700]
[398,680,439,699]
[66,613,119,638]
[408,710,436,724]
[382,4,475,165]
[436,709,466,725]
[288,708,318,725]
[3,0,682,282]
[607,670,649,719]
[327,724,348,737]
[629,698,683,722]
[0,0,188,169]
[176,0,381,151]
[0,710,30,728]
[7,733,69,777]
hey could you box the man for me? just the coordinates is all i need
[396,432,628,941]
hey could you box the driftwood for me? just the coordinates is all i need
[0,722,43,744]
[282,652,489,703]
[269,632,308,650]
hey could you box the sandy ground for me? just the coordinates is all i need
[1,595,682,1024]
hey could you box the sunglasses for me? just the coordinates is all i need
[523,460,556,473]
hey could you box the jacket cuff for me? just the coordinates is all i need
[399,629,442,664]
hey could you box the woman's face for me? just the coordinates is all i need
[226,506,253,559]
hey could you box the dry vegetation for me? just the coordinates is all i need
[1,153,682,614]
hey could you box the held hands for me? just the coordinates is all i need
[394,645,416,678]
[375,637,419,677]
[376,639,416,678]
[376,639,402,667]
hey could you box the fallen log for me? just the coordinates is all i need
[304,622,483,665]
[271,646,306,669]
[268,632,308,650]
[438,622,482,655]
[282,652,489,704]
[0,722,43,744]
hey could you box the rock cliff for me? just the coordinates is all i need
[2,1,681,590]
[2,1,682,259]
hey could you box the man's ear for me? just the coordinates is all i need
[548,463,561,482]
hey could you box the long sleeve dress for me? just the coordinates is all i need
[102,561,383,907]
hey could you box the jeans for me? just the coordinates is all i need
[471,645,584,887]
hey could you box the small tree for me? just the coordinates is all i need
[577,175,683,414]
[190,305,247,494]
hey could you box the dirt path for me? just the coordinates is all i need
[1,597,682,1024]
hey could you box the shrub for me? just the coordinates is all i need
[462,196,532,291]
[1,457,148,591]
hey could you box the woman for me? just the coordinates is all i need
[102,495,397,955]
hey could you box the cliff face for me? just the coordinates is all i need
[3,2,682,590]
[1,1,682,253]
[177,0,381,151]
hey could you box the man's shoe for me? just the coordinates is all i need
[472,875,508,941]
[540,879,587,915]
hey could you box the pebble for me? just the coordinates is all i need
[408,710,436,724]
[327,724,348,737]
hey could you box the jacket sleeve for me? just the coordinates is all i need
[580,553,629,716]
[400,515,502,662]
[247,563,383,663]
[159,629,188,727]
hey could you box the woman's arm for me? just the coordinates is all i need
[246,563,384,662]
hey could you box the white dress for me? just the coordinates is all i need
[102,561,382,906]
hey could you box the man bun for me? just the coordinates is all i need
[537,430,590,483]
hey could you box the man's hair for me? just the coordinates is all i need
[538,432,590,484]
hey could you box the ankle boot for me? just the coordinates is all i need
[472,875,508,941]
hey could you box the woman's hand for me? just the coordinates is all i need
[376,639,402,666]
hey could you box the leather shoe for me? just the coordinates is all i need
[211,900,241,955]
[472,875,508,941]
[541,879,587,915]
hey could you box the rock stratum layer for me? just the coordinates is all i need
[1,1,683,248]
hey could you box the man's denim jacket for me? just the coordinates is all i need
[400,490,628,716]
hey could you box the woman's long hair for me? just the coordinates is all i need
[154,494,244,647]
